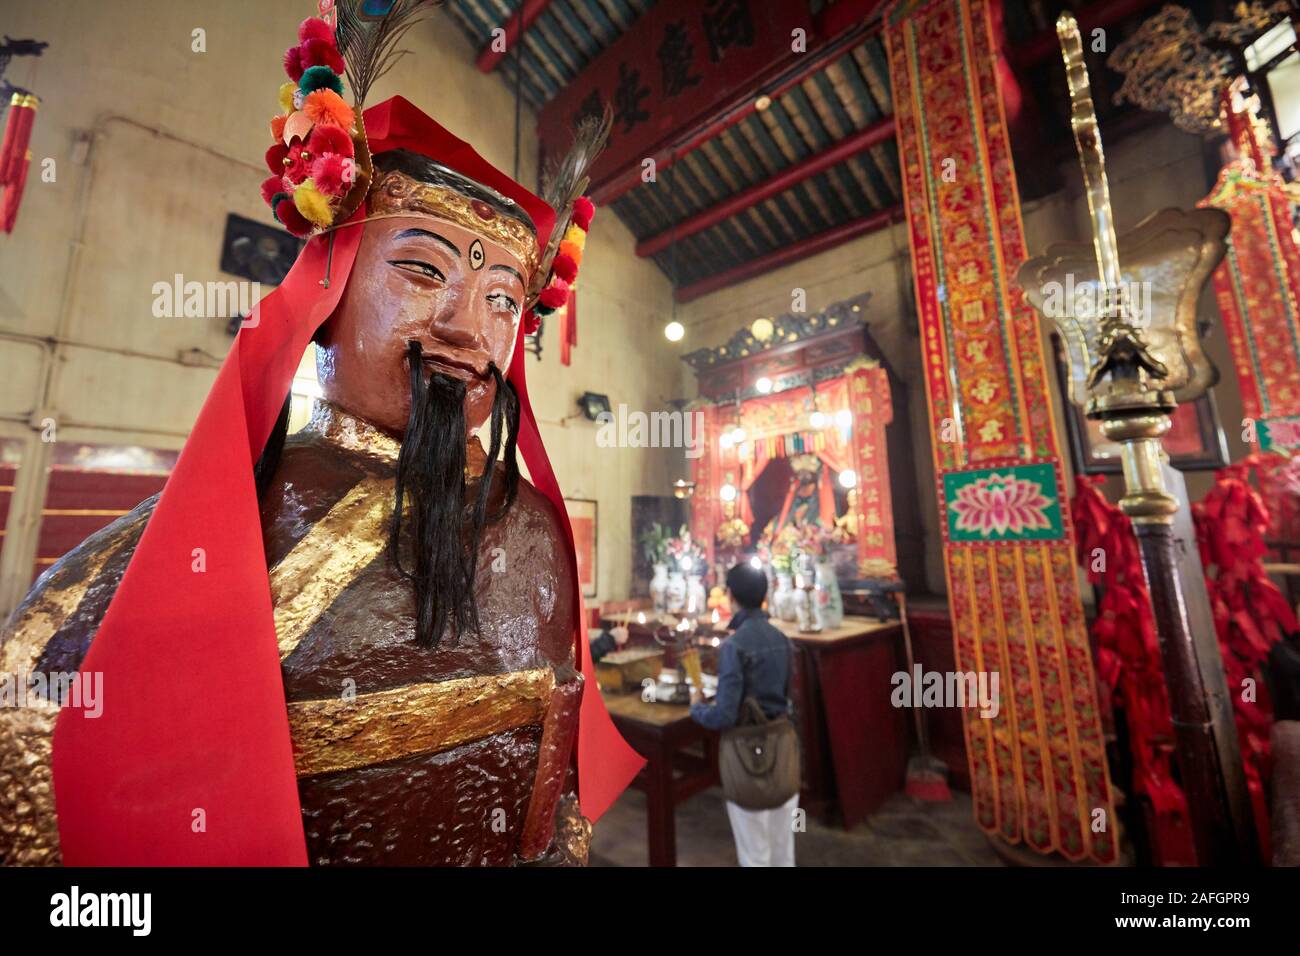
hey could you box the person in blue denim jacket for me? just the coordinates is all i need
[689,562,798,865]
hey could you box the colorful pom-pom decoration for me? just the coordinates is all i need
[552,252,578,284]
[563,222,587,251]
[293,180,334,228]
[283,142,312,184]
[300,37,345,75]
[283,46,306,82]
[260,15,355,236]
[265,142,289,174]
[308,124,353,158]
[261,175,285,206]
[275,196,311,236]
[311,154,350,197]
[299,65,343,97]
[523,308,542,335]
[539,279,570,311]
[572,196,595,231]
[298,16,334,45]
[303,89,354,129]
[558,238,583,268]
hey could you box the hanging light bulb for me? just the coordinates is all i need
[719,483,737,502]
[719,431,735,449]
[809,410,828,429]
[835,409,853,429]
[730,427,747,444]
[839,469,858,489]
[636,611,646,625]
[755,376,773,394]
[664,321,684,342]
[679,555,694,572]
[749,556,763,570]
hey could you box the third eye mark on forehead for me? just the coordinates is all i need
[394,228,523,285]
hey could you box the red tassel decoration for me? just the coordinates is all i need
[1,93,39,186]
[568,284,578,349]
[2,149,31,234]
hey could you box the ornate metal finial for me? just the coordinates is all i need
[1057,12,1168,387]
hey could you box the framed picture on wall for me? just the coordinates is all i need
[565,498,597,599]
[1051,334,1230,474]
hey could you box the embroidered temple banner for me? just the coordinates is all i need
[885,0,1117,862]
[1201,91,1300,452]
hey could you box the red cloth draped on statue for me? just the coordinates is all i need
[51,96,642,865]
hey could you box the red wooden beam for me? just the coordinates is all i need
[674,205,903,304]
[476,0,554,73]
[590,20,881,206]
[636,116,896,258]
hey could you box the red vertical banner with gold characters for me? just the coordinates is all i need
[1200,90,1300,452]
[846,360,897,578]
[885,0,1116,862]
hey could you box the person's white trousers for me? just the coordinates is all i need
[725,793,799,867]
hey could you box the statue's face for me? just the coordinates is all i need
[317,214,528,436]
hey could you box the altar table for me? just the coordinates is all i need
[600,691,720,867]
[774,614,908,828]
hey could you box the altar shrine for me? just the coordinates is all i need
[682,294,923,593]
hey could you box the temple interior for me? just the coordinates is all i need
[1,0,1299,871]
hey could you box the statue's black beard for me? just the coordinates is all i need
[390,341,520,648]
[253,342,521,650]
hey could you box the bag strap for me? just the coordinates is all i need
[739,696,769,726]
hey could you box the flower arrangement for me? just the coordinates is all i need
[716,516,750,549]
[664,525,706,574]
[761,525,801,574]
[795,521,849,557]
[640,522,672,567]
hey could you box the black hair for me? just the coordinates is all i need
[726,562,768,611]
[388,341,521,647]
[252,350,522,648]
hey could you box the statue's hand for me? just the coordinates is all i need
[514,793,592,867]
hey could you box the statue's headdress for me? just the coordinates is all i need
[51,0,640,866]
[258,1,605,333]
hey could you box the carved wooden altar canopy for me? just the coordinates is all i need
[682,293,919,585]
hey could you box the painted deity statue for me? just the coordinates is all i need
[0,3,639,866]
[768,454,834,536]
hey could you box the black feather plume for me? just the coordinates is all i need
[335,0,443,108]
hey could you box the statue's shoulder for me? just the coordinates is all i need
[1,494,158,676]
